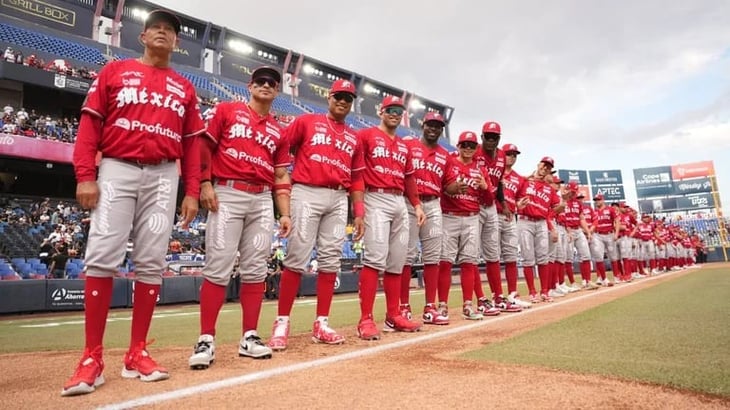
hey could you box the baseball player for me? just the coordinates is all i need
[439,131,492,320]
[636,214,658,275]
[591,194,620,286]
[267,79,364,351]
[400,112,451,325]
[498,144,531,309]
[188,66,291,369]
[654,220,668,272]
[615,203,636,282]
[353,95,426,340]
[63,10,205,396]
[562,182,598,290]
[472,121,506,316]
[516,157,564,303]
[547,175,569,298]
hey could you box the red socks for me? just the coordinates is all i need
[130,281,160,348]
[84,276,113,350]
[505,261,518,294]
[523,265,536,295]
[400,265,412,305]
[277,268,301,316]
[486,261,503,296]
[438,261,453,303]
[460,263,476,303]
[316,271,337,317]
[537,264,550,294]
[359,266,379,320]
[199,279,227,336]
[240,282,265,333]
[580,260,591,282]
[565,262,576,284]
[383,273,400,319]
[423,263,438,305]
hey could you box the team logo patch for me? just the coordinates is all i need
[147,212,169,235]
[252,233,267,251]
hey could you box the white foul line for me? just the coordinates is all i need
[98,268,690,410]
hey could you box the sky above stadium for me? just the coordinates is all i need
[156,0,730,213]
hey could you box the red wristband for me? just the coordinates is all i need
[273,183,292,192]
[353,202,365,218]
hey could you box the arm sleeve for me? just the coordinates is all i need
[72,113,103,183]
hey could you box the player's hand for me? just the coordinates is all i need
[501,206,513,221]
[279,216,291,238]
[415,205,426,226]
[353,216,365,241]
[200,181,219,212]
[456,177,468,194]
[180,195,199,230]
[476,174,488,190]
[76,181,100,210]
[550,229,558,243]
[614,232,619,241]
[516,197,530,210]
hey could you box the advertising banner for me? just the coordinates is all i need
[638,197,678,213]
[0,60,92,96]
[557,169,588,185]
[589,169,623,185]
[0,0,94,37]
[675,194,716,211]
[0,133,74,163]
[591,185,626,201]
[672,177,713,195]
[671,160,715,180]
[634,166,673,198]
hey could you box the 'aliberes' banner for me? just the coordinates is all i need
[589,169,623,185]
[557,169,588,185]
[672,177,713,195]
[634,166,673,198]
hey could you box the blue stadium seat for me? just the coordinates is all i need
[0,22,105,65]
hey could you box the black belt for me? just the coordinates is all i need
[419,195,439,202]
[118,158,172,168]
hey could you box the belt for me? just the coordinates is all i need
[419,195,439,202]
[300,183,346,191]
[118,158,172,168]
[596,230,613,235]
[366,187,403,196]
[443,211,479,217]
[518,215,543,222]
[216,179,271,193]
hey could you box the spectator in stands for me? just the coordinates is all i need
[265,255,281,300]
[38,237,54,267]
[49,241,69,279]
[3,47,14,62]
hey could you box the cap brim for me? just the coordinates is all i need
[252,67,282,84]
[145,10,181,34]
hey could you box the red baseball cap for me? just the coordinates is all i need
[482,121,501,134]
[382,95,405,109]
[552,175,563,184]
[593,193,604,201]
[502,143,520,154]
[144,9,181,34]
[458,131,479,144]
[330,79,356,96]
[540,156,555,168]
[567,181,579,192]
[423,112,446,126]
[250,66,282,84]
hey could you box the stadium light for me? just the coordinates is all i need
[303,64,315,75]
[363,83,378,95]
[228,40,253,55]
[409,99,426,111]
[131,8,148,21]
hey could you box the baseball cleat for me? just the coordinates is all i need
[188,334,215,370]
[239,334,273,359]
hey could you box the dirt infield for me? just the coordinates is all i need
[4,266,730,409]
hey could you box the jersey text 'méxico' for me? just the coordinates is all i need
[516,178,560,219]
[78,59,205,165]
[405,137,451,197]
[498,169,523,214]
[563,199,583,228]
[593,206,617,233]
[286,114,363,188]
[206,101,290,186]
[441,160,484,213]
[357,127,414,190]
[474,148,506,206]
[636,222,655,241]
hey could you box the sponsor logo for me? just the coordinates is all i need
[50,287,84,303]
[2,0,76,27]
[688,196,709,207]
[123,78,141,86]
[113,118,181,142]
[121,71,144,78]
[165,76,186,98]
[173,46,189,56]
[636,172,671,186]
[0,135,15,145]
[675,180,712,193]
[223,148,274,172]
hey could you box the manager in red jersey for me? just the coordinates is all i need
[473,121,507,316]
[189,66,291,369]
[63,10,205,396]
[516,157,564,303]
[590,194,620,286]
[400,112,451,325]
[268,79,364,351]
[353,95,426,340]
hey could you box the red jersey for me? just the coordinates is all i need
[474,148,506,206]
[441,159,483,213]
[206,101,290,186]
[563,199,583,229]
[405,138,451,197]
[499,169,523,214]
[593,206,617,234]
[356,127,414,190]
[618,213,633,237]
[285,113,364,189]
[516,178,560,219]
[74,59,205,192]
[636,222,655,241]
[581,206,594,226]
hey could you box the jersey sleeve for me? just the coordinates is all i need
[282,115,306,149]
[273,125,292,167]
[183,84,206,138]
[81,62,112,119]
[204,103,226,143]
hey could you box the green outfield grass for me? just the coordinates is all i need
[463,266,730,397]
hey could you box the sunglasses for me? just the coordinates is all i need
[459,142,478,149]
[505,152,518,157]
[384,107,404,116]
[252,77,278,88]
[331,92,354,103]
